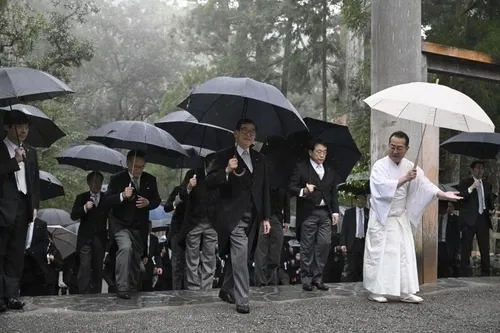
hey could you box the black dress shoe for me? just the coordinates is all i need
[117,292,130,299]
[6,297,25,310]
[302,283,313,291]
[236,304,250,314]
[218,289,235,304]
[312,281,329,291]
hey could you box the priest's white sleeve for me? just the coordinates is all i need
[369,159,398,226]
[406,166,440,227]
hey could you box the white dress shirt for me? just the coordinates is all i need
[468,177,485,214]
[84,191,100,213]
[299,159,326,206]
[225,145,253,180]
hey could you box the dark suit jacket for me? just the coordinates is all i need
[70,191,110,253]
[438,212,461,255]
[458,177,493,229]
[288,160,340,240]
[0,141,40,226]
[104,170,161,245]
[144,234,162,279]
[22,218,50,285]
[270,188,291,226]
[206,146,271,256]
[340,206,369,251]
[164,185,186,235]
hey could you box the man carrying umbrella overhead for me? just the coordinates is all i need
[205,118,271,314]
[103,149,161,299]
[0,111,40,311]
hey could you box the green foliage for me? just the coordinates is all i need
[340,0,370,36]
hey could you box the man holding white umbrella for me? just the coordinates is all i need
[365,131,462,303]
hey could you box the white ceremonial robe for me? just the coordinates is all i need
[363,156,440,296]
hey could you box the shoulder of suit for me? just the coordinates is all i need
[141,171,156,180]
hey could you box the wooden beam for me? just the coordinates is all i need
[422,41,497,64]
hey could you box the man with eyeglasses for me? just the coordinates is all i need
[364,131,461,304]
[288,139,340,292]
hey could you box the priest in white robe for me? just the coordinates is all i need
[364,131,461,303]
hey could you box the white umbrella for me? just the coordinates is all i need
[47,225,77,259]
[364,81,494,133]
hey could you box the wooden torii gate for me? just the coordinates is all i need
[371,0,500,284]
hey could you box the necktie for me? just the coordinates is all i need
[316,164,324,180]
[241,150,253,173]
[16,161,27,194]
[356,208,364,238]
[478,181,484,214]
[91,193,99,207]
[132,176,140,189]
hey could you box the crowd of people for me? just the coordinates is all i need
[0,112,490,314]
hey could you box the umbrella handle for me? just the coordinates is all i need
[233,169,246,177]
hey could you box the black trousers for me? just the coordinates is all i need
[460,214,490,276]
[438,241,459,278]
[78,235,105,294]
[254,215,285,286]
[0,192,30,298]
[344,238,365,282]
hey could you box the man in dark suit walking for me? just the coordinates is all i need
[206,118,271,314]
[458,160,493,277]
[104,149,161,299]
[0,111,40,311]
[340,193,369,282]
[437,201,461,278]
[288,139,340,292]
[70,171,110,294]
[141,221,162,291]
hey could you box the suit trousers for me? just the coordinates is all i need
[300,207,332,285]
[170,231,185,290]
[78,235,105,294]
[0,192,29,298]
[185,220,218,290]
[114,229,143,292]
[461,213,490,276]
[254,215,284,286]
[344,238,365,282]
[222,220,250,306]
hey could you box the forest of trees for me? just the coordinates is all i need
[1,0,500,211]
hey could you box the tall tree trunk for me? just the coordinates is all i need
[321,0,328,121]
[281,14,293,96]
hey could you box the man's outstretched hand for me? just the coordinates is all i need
[437,191,463,202]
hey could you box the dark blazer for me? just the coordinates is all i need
[270,187,291,226]
[458,177,493,229]
[70,191,110,253]
[206,146,271,256]
[0,140,40,226]
[288,160,340,240]
[164,185,186,235]
[438,212,461,253]
[340,207,369,251]
[104,170,161,241]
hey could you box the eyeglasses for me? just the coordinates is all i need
[239,128,256,136]
[314,149,327,156]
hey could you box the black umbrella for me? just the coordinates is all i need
[56,144,126,173]
[0,104,66,147]
[438,183,458,192]
[290,118,362,182]
[155,110,234,151]
[178,76,307,141]
[440,132,500,159]
[0,67,74,107]
[158,145,214,169]
[40,170,65,201]
[85,121,188,165]
[260,136,297,189]
[37,208,74,226]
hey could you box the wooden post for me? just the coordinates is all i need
[371,0,438,283]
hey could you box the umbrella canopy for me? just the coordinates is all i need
[37,208,74,226]
[39,170,64,201]
[86,121,188,165]
[440,132,500,160]
[157,144,214,169]
[0,67,74,107]
[178,76,307,141]
[364,82,494,133]
[155,110,234,151]
[46,225,77,259]
[56,144,126,173]
[66,222,80,235]
[0,104,66,147]
[438,183,458,192]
